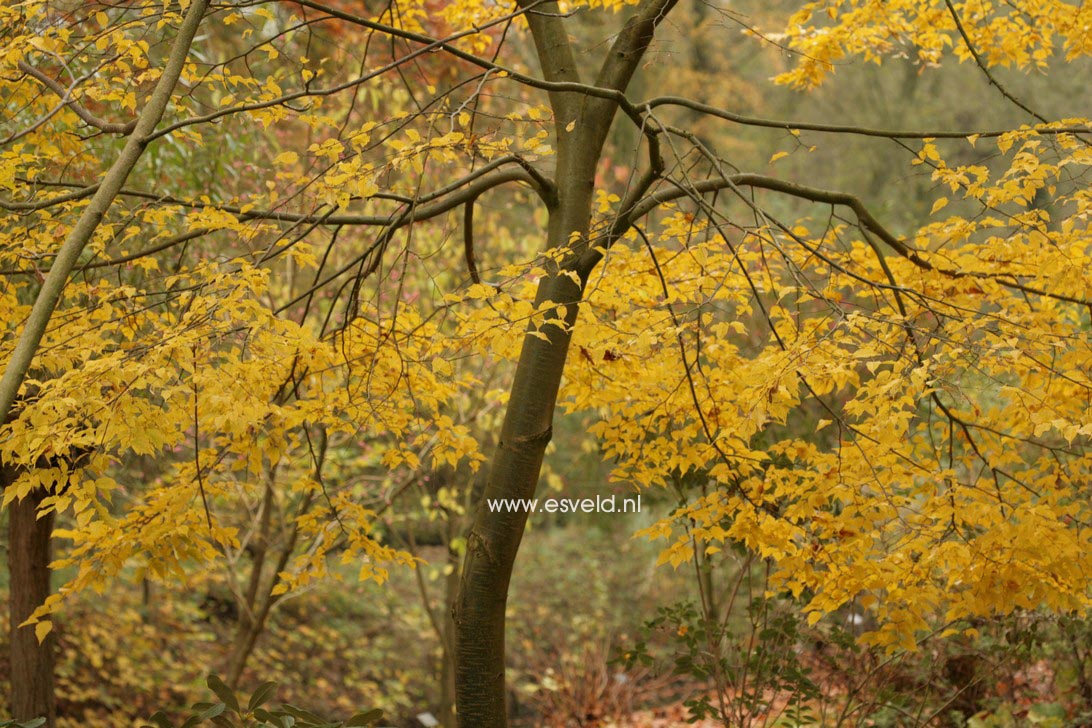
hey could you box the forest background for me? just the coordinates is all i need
[2,0,1092,726]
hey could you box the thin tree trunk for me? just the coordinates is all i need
[0,0,210,426]
[2,9,209,711]
[439,500,465,728]
[224,488,311,690]
[225,609,268,690]
[7,472,57,727]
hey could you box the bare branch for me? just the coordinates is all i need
[17,60,137,136]
[0,183,99,212]
[643,95,1092,140]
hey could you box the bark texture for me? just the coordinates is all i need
[7,474,57,727]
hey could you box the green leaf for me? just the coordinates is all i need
[203,704,227,720]
[345,710,384,726]
[207,675,240,713]
[147,711,174,728]
[248,707,279,724]
[184,702,227,725]
[280,704,325,725]
[248,681,279,711]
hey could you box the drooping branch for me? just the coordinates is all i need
[942,0,1049,125]
[642,95,1092,140]
[274,166,543,315]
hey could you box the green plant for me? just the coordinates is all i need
[621,595,820,726]
[142,675,383,728]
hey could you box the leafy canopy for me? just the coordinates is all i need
[1,0,1090,655]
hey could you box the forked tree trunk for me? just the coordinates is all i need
[452,3,677,725]
[6,468,57,727]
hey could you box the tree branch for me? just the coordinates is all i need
[1,161,552,276]
[643,95,1091,140]
[463,196,482,285]
[580,0,679,160]
[274,167,544,313]
[0,183,99,212]
[17,60,137,136]
[942,0,1050,125]
[574,172,1092,307]
[0,0,211,427]
[291,0,649,128]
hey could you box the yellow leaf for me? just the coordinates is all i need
[769,151,790,163]
[930,197,948,214]
[36,620,52,643]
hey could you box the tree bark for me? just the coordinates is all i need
[452,4,678,724]
[6,468,57,727]
[452,282,579,725]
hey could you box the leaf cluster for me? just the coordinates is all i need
[143,675,382,728]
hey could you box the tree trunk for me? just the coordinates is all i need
[0,0,210,428]
[452,233,587,726]
[452,3,678,724]
[439,493,468,728]
[7,471,57,727]
[451,44,616,728]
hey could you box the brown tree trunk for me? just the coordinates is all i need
[452,4,677,724]
[6,469,57,727]
[438,497,466,728]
